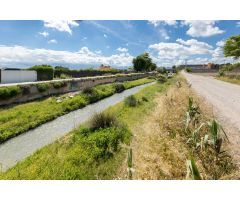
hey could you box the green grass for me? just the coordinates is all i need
[0,126,131,180]
[0,78,153,143]
[0,77,174,180]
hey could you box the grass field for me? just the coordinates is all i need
[0,78,153,143]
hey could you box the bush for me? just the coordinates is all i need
[218,71,225,77]
[62,95,87,112]
[29,65,54,81]
[0,86,21,99]
[52,81,67,89]
[186,67,192,73]
[36,83,50,93]
[20,85,31,95]
[114,83,125,93]
[89,112,118,131]
[124,95,138,107]
[59,74,72,79]
[157,74,167,83]
[82,87,93,95]
[142,96,148,102]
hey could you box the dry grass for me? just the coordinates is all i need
[117,76,236,180]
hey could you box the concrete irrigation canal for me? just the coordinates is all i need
[0,82,155,171]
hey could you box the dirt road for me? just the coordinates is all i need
[183,72,240,166]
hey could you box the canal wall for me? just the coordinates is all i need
[0,72,155,106]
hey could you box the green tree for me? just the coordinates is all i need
[224,35,240,59]
[132,53,156,72]
[156,67,167,74]
[150,63,157,71]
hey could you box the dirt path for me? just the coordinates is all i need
[117,86,189,180]
[183,72,240,166]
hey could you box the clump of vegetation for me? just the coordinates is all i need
[20,85,31,95]
[186,158,202,180]
[52,81,67,89]
[218,71,225,77]
[186,67,192,73]
[141,96,148,102]
[124,95,138,107]
[88,112,118,131]
[29,65,54,81]
[0,86,21,100]
[206,119,228,154]
[59,74,72,79]
[114,83,125,93]
[82,87,93,95]
[157,74,167,83]
[61,95,87,112]
[36,83,50,93]
[127,148,133,179]
[185,97,200,131]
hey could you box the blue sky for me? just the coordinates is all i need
[0,20,239,69]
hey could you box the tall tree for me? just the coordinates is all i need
[224,35,240,59]
[132,53,156,71]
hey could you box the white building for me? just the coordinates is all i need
[0,68,37,84]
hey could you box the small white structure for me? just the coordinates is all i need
[0,69,37,84]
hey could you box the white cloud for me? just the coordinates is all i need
[95,50,102,54]
[182,20,225,37]
[48,39,58,44]
[43,20,79,35]
[149,38,213,59]
[117,47,128,52]
[39,31,49,37]
[159,29,170,40]
[149,20,177,27]
[0,45,133,68]
[147,38,234,66]
[216,40,225,47]
[103,34,108,38]
[82,37,87,41]
[236,22,240,27]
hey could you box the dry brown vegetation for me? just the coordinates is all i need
[117,76,237,180]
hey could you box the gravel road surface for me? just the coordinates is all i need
[183,72,240,166]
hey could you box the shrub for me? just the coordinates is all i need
[114,83,125,93]
[52,81,67,89]
[218,71,225,77]
[142,96,148,102]
[20,85,31,95]
[75,126,129,162]
[89,112,118,131]
[186,67,192,73]
[157,74,167,83]
[59,74,72,79]
[29,65,54,81]
[82,87,93,95]
[62,95,87,112]
[124,95,138,107]
[0,86,21,99]
[36,83,50,93]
